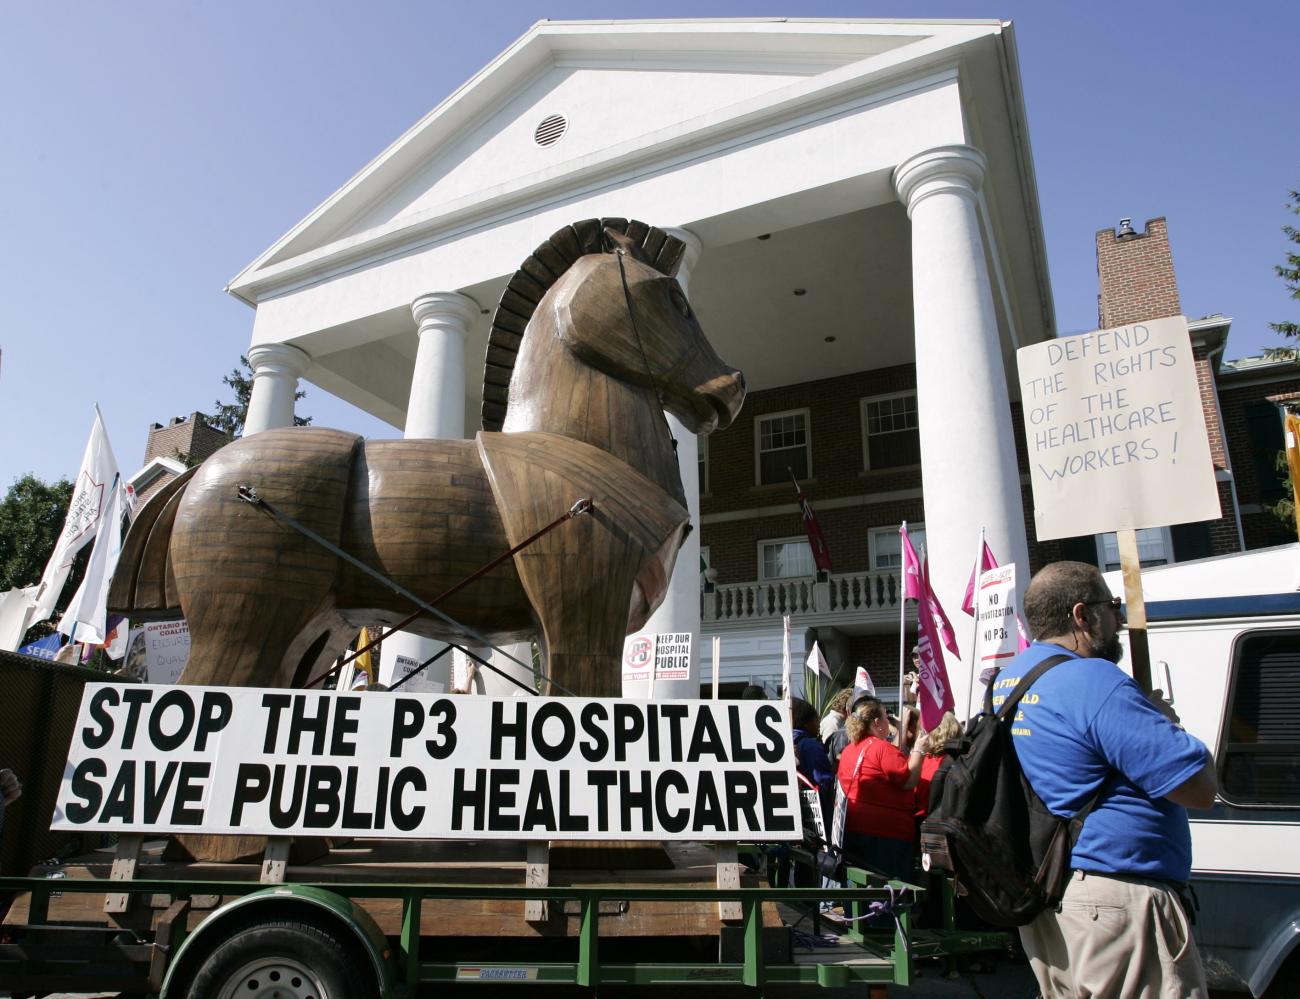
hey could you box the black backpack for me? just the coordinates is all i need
[919,654,1107,927]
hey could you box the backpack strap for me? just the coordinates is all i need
[996,652,1113,827]
[994,653,1073,721]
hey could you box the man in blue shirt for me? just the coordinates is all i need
[996,561,1216,998]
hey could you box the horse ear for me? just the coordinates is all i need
[602,226,651,265]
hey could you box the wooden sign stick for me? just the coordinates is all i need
[1116,528,1153,693]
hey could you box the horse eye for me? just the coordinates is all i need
[670,286,691,318]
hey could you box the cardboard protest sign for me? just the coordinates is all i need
[53,685,800,841]
[122,620,191,684]
[1017,316,1220,541]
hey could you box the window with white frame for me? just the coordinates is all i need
[1097,528,1171,571]
[755,409,810,486]
[869,524,926,570]
[861,393,920,470]
[698,434,709,496]
[758,537,815,580]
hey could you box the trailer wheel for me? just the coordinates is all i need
[181,915,377,999]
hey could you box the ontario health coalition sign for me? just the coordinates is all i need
[53,685,800,841]
[1016,315,1220,540]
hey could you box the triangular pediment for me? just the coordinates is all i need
[230,18,1001,301]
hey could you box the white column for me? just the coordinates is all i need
[622,228,704,700]
[893,145,1030,717]
[243,343,311,436]
[379,291,480,694]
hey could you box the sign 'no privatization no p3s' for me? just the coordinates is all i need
[1016,315,1221,542]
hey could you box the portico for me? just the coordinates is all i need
[230,18,1053,714]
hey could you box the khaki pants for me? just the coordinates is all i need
[1019,870,1207,999]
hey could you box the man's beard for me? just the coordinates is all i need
[1088,631,1124,664]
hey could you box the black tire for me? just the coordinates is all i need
[181,915,377,999]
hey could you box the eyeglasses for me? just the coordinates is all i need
[1083,596,1123,614]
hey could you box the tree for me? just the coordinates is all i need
[0,475,73,593]
[1266,188,1300,359]
[207,355,311,438]
[1264,188,1300,529]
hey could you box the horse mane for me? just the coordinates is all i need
[481,218,686,432]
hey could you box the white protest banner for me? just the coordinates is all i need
[53,685,801,841]
[1016,316,1220,540]
[123,620,191,684]
[975,565,1020,674]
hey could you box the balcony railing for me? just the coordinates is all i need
[702,569,902,624]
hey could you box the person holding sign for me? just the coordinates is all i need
[996,562,1216,999]
[835,681,925,881]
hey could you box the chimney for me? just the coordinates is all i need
[1095,217,1182,328]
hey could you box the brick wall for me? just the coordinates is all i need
[143,412,230,467]
[700,366,928,582]
[1096,218,1182,328]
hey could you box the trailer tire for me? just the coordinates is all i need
[180,915,377,999]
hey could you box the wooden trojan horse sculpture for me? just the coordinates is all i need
[109,220,745,705]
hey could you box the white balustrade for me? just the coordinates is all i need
[702,569,901,623]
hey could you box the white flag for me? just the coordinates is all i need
[32,407,120,621]
[58,473,126,645]
[806,640,831,678]
[781,615,793,707]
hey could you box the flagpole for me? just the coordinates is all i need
[964,526,986,723]
[898,520,908,713]
[711,636,721,699]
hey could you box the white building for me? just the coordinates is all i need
[228,19,1053,714]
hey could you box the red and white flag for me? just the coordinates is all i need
[915,558,956,728]
[900,524,923,601]
[794,477,833,575]
[961,540,999,616]
[921,555,960,658]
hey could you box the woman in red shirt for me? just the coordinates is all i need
[836,695,925,881]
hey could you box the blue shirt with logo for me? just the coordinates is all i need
[993,642,1208,883]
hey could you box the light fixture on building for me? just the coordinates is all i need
[702,566,719,594]
[1118,218,1136,237]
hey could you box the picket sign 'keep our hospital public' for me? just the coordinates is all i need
[1016,315,1221,541]
[53,684,801,841]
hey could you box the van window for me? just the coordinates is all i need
[1219,630,1300,807]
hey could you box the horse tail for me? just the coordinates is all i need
[107,464,199,621]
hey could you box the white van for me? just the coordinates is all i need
[1105,544,1300,997]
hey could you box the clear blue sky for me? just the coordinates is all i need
[2,1,1296,489]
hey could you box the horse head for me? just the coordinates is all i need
[557,227,745,434]
[481,219,745,436]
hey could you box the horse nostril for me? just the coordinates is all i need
[736,371,746,392]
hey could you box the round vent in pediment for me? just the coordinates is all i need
[533,113,567,147]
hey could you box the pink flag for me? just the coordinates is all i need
[922,556,961,658]
[900,525,923,601]
[961,541,999,616]
[1016,614,1032,651]
[914,568,956,729]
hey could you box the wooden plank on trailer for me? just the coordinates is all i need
[716,843,742,921]
[103,834,143,915]
[260,837,292,884]
[525,841,549,922]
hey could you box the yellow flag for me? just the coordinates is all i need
[1286,412,1300,544]
[355,627,376,686]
